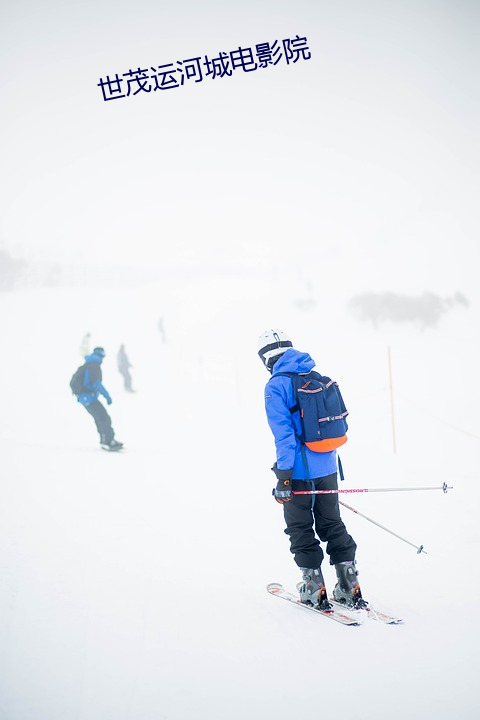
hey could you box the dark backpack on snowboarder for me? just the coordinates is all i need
[276,371,348,452]
[70,364,88,395]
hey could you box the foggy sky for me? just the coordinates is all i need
[0,1,479,295]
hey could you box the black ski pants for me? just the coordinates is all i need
[283,472,356,569]
[83,400,114,444]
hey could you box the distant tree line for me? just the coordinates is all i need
[348,291,469,329]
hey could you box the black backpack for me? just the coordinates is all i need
[70,364,87,395]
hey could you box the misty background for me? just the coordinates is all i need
[1,0,478,300]
[1,2,479,720]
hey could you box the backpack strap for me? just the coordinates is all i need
[273,371,311,415]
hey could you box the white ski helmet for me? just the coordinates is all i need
[257,328,293,369]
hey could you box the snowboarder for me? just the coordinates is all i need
[258,328,366,610]
[74,346,123,451]
[117,344,134,392]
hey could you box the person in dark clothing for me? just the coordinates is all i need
[117,344,134,392]
[257,328,366,610]
[76,347,123,451]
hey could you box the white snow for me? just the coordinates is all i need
[1,277,478,720]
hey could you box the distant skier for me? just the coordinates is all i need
[257,328,366,610]
[80,332,91,358]
[71,346,123,451]
[117,344,134,392]
[158,316,166,343]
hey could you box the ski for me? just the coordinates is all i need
[267,583,361,626]
[328,598,403,625]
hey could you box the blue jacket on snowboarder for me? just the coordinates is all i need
[264,348,337,480]
[77,350,112,407]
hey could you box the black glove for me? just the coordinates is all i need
[271,464,293,504]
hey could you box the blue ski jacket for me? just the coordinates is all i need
[264,348,337,480]
[77,351,112,407]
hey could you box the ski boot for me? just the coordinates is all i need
[333,561,368,609]
[297,568,332,611]
[101,439,124,452]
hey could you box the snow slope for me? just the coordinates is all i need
[0,275,478,720]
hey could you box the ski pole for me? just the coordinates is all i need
[292,482,452,496]
[338,499,427,554]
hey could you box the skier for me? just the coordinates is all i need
[75,346,123,451]
[117,344,134,392]
[80,332,91,358]
[258,329,366,610]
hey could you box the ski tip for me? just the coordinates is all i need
[266,583,284,593]
[366,607,404,624]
